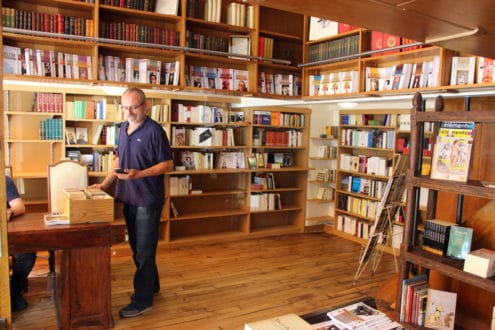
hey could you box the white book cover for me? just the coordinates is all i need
[424,289,457,330]
[450,56,476,85]
[308,17,339,41]
[155,0,179,15]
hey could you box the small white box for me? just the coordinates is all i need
[463,248,495,278]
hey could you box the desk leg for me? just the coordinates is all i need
[55,246,113,329]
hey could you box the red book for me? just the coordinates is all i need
[258,36,265,59]
[338,23,359,34]
[371,31,400,56]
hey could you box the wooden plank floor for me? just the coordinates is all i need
[11,232,398,329]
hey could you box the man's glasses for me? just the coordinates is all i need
[121,101,144,111]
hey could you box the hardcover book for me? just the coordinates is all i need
[424,289,457,330]
[155,0,179,15]
[446,226,473,260]
[430,121,475,182]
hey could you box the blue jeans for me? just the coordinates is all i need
[123,204,161,308]
[11,252,37,296]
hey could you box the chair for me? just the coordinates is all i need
[47,160,89,271]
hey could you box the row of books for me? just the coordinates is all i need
[3,45,93,79]
[341,128,395,149]
[258,36,274,60]
[185,31,229,52]
[422,219,474,260]
[187,66,249,92]
[336,215,373,240]
[337,194,379,219]
[177,150,246,170]
[340,154,391,176]
[171,103,230,123]
[313,145,337,158]
[101,57,179,85]
[400,274,458,329]
[99,21,179,45]
[252,173,276,190]
[33,93,64,113]
[342,175,387,199]
[170,175,193,196]
[225,2,254,28]
[252,110,305,127]
[149,104,170,122]
[252,128,303,148]
[171,126,236,147]
[67,150,114,173]
[313,168,336,183]
[39,118,63,141]
[249,152,294,169]
[258,72,302,96]
[451,55,495,86]
[307,34,360,63]
[2,7,95,37]
[249,192,282,211]
[65,100,119,121]
[101,0,179,15]
[341,113,396,126]
[365,57,441,92]
[315,187,334,201]
[308,70,359,96]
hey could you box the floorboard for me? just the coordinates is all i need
[11,232,398,329]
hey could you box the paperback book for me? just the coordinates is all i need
[424,289,457,330]
[430,121,475,182]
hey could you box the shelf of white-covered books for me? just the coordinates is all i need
[185,55,255,94]
[97,44,183,87]
[256,69,302,98]
[2,33,96,81]
[361,46,454,94]
[303,59,360,97]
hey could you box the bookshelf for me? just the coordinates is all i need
[396,92,495,329]
[1,0,306,97]
[2,81,311,243]
[306,126,338,228]
[244,106,310,235]
[332,109,408,251]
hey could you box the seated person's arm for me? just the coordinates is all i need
[8,196,25,220]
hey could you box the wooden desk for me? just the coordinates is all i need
[8,213,114,330]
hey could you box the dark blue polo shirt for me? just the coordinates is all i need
[115,117,172,208]
[6,176,20,205]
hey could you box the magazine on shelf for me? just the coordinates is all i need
[430,121,475,182]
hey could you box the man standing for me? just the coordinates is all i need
[6,175,33,311]
[92,87,173,318]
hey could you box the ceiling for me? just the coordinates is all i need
[245,0,495,59]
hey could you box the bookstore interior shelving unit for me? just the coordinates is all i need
[396,92,495,329]
[332,109,409,253]
[3,81,311,244]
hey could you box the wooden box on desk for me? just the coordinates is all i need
[63,189,114,224]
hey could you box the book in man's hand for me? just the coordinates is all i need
[44,213,70,226]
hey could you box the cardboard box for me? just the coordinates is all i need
[63,189,114,224]
[463,248,495,278]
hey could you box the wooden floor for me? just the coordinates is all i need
[11,232,398,330]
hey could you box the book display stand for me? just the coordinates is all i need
[353,155,408,284]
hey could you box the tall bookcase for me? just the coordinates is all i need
[333,109,408,252]
[396,92,495,329]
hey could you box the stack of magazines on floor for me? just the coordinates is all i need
[313,301,404,330]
